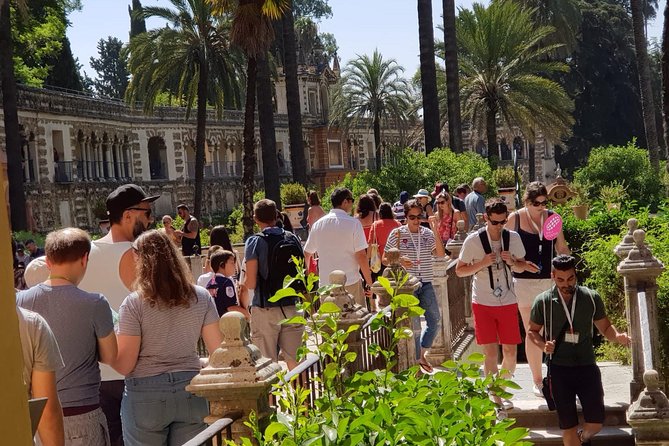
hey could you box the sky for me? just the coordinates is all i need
[67,0,667,80]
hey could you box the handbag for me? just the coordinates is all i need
[369,223,381,273]
[541,296,569,411]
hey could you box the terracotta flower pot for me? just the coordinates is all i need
[572,204,589,220]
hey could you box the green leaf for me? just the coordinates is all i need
[377,276,393,295]
[394,293,419,307]
[319,302,342,314]
[322,425,337,442]
[344,352,357,363]
[264,421,289,438]
[269,287,298,302]
[281,316,308,326]
[467,352,485,363]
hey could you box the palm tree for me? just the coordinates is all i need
[126,0,245,220]
[631,0,660,172]
[329,50,413,172]
[211,0,286,238]
[0,0,28,230]
[662,0,669,164]
[441,0,463,153]
[456,2,574,158]
[417,0,441,153]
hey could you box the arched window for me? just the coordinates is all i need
[148,136,168,180]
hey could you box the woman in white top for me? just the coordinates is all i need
[114,230,222,446]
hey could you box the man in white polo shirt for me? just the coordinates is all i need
[304,188,373,308]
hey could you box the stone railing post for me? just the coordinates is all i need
[185,253,204,283]
[627,370,669,445]
[446,223,474,328]
[321,271,372,374]
[186,313,282,441]
[616,227,665,401]
[425,258,455,367]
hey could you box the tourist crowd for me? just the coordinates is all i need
[11,178,631,446]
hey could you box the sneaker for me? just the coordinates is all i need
[532,383,544,398]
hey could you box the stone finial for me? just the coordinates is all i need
[371,249,421,306]
[627,369,669,420]
[322,270,369,319]
[187,312,281,389]
[470,213,485,233]
[385,248,400,265]
[614,218,638,260]
[454,219,467,241]
[617,229,665,278]
[446,220,468,258]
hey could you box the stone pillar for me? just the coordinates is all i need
[425,259,454,366]
[321,271,372,374]
[616,229,665,401]
[370,248,421,371]
[627,370,669,445]
[445,220,467,259]
[185,254,204,283]
[187,313,282,441]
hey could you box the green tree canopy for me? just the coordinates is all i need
[89,37,130,99]
[456,1,574,155]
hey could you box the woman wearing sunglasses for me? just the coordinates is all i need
[433,191,466,245]
[506,182,570,398]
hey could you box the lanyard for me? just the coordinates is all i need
[484,229,510,290]
[559,290,577,333]
[528,210,544,254]
[408,227,422,275]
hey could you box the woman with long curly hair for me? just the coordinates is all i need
[114,230,222,446]
[432,191,465,245]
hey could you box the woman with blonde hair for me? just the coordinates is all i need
[114,230,222,446]
[432,191,465,244]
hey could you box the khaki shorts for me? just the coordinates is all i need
[513,278,554,308]
[250,305,304,364]
[345,280,366,309]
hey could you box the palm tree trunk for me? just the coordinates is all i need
[528,143,536,181]
[486,107,497,158]
[193,60,208,221]
[662,0,669,164]
[0,0,27,230]
[373,117,382,172]
[442,0,463,153]
[282,0,308,185]
[242,56,258,239]
[257,52,282,208]
[417,0,441,153]
[631,0,660,172]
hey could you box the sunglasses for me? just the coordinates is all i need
[436,200,447,205]
[127,207,152,218]
[532,200,548,207]
[489,219,507,226]
[407,214,422,221]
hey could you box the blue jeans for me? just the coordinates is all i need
[413,282,441,357]
[121,371,208,446]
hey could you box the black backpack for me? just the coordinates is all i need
[256,230,305,307]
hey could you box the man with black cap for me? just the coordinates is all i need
[79,184,158,446]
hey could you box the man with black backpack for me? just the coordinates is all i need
[242,199,304,370]
[456,198,537,411]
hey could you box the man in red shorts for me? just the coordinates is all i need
[456,198,538,410]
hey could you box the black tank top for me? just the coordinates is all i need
[513,210,553,279]
[181,216,201,256]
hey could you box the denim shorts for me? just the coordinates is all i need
[121,371,208,446]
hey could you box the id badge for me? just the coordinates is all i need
[493,286,503,298]
[565,332,579,344]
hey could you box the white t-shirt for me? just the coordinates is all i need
[459,229,526,306]
[303,209,368,286]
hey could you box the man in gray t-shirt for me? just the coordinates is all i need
[16,228,117,446]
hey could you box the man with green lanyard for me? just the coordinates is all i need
[528,255,631,446]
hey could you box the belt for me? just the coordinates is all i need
[63,404,99,417]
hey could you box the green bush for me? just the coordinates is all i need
[492,166,516,188]
[573,141,663,209]
[281,183,307,206]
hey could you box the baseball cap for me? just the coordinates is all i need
[106,184,160,220]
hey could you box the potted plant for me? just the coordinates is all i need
[493,166,517,210]
[599,181,626,211]
[569,181,590,220]
[281,182,307,229]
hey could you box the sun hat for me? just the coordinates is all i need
[413,189,431,199]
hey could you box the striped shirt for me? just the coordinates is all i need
[386,226,437,282]
[118,286,219,378]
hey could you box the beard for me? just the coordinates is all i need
[132,219,148,240]
[559,284,577,297]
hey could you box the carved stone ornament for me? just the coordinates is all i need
[470,213,486,233]
[370,248,421,307]
[627,370,669,420]
[613,218,639,260]
[617,229,665,279]
[446,220,468,258]
[323,270,370,320]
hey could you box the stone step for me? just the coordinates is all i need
[525,426,634,445]
[508,400,629,428]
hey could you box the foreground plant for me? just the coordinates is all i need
[232,261,530,445]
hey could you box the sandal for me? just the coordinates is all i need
[418,359,434,373]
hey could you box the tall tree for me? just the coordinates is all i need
[457,1,573,157]
[128,0,146,38]
[257,53,281,206]
[417,0,441,152]
[442,0,463,152]
[631,0,660,172]
[329,50,413,171]
[282,0,308,185]
[662,0,669,163]
[211,0,287,238]
[126,0,245,220]
[1,0,27,230]
[90,37,130,99]
[45,36,85,91]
